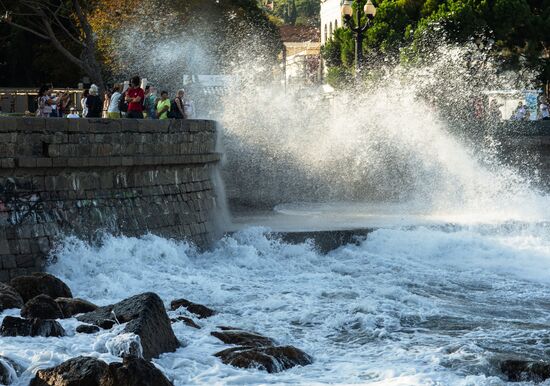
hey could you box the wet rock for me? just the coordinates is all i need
[0,356,23,385]
[215,345,312,373]
[501,359,550,382]
[217,325,242,331]
[56,297,98,318]
[211,330,275,347]
[0,316,65,337]
[21,294,64,319]
[77,292,179,360]
[76,324,100,334]
[29,356,108,386]
[102,356,173,386]
[10,273,72,303]
[0,283,24,311]
[170,298,215,318]
[170,316,200,329]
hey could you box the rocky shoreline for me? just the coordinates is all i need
[0,273,313,385]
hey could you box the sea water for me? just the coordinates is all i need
[2,219,550,385]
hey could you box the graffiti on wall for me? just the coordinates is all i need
[0,178,43,225]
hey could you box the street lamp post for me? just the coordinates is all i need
[341,0,376,75]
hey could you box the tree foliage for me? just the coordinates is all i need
[322,0,550,88]
[0,0,281,88]
[269,0,320,26]
[0,0,105,90]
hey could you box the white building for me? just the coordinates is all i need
[321,0,342,45]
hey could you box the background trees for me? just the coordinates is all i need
[322,0,550,90]
[0,0,280,89]
[0,0,103,90]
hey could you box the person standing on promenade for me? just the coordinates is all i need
[156,91,171,119]
[108,84,122,119]
[81,89,89,118]
[102,90,111,118]
[59,89,72,117]
[143,85,158,119]
[125,76,145,119]
[36,85,57,117]
[85,84,102,118]
[172,89,186,119]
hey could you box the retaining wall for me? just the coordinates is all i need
[0,118,221,281]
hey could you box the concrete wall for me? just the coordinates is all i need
[0,118,221,281]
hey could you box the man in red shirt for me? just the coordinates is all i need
[125,76,145,119]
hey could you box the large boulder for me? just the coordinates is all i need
[30,356,108,386]
[214,345,312,373]
[56,297,97,318]
[30,356,174,386]
[101,356,173,386]
[0,283,24,311]
[10,273,72,303]
[77,292,179,360]
[0,316,65,337]
[21,295,64,320]
[211,330,275,347]
[501,359,550,382]
[170,298,215,318]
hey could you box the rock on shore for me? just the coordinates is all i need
[0,283,24,311]
[10,273,72,303]
[0,316,65,337]
[21,294,64,320]
[77,292,179,360]
[211,328,312,373]
[30,356,173,386]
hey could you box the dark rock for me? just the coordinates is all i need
[217,325,242,331]
[0,356,23,385]
[76,324,100,334]
[170,316,200,329]
[101,356,173,386]
[215,345,313,373]
[10,273,72,303]
[56,297,98,318]
[501,359,550,382]
[211,330,275,347]
[0,316,65,337]
[170,298,215,318]
[29,356,107,386]
[0,283,24,311]
[21,295,64,319]
[77,292,179,360]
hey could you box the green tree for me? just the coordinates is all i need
[321,0,550,88]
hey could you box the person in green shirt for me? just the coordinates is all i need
[156,91,171,120]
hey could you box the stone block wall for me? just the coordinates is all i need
[0,118,221,281]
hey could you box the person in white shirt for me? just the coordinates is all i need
[107,84,122,119]
[66,107,80,118]
[80,89,89,118]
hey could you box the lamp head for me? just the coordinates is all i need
[364,0,376,19]
[341,0,353,18]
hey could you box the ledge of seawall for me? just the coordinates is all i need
[0,118,221,281]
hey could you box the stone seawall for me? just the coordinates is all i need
[0,118,221,281]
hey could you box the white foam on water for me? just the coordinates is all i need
[2,224,550,385]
